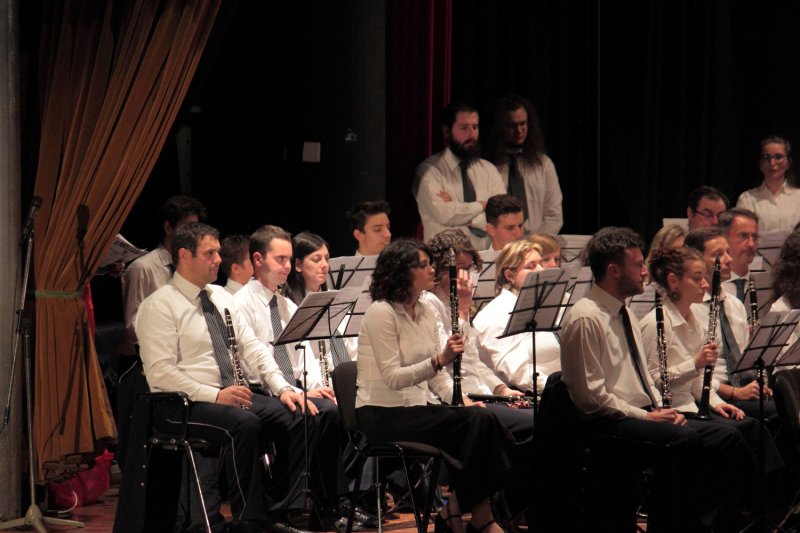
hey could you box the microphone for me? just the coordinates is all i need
[19,196,43,246]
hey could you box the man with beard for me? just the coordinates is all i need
[489,94,563,235]
[559,226,752,532]
[717,208,760,302]
[414,101,506,249]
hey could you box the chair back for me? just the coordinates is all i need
[331,361,360,433]
[774,369,800,440]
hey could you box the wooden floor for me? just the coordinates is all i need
[0,484,452,533]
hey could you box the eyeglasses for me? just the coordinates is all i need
[693,209,721,220]
[760,153,787,162]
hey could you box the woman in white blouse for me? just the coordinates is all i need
[357,239,513,533]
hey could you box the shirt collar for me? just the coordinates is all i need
[590,284,626,316]
[663,297,688,328]
[156,243,173,267]
[172,271,207,302]
[443,147,462,172]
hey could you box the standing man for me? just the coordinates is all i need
[560,226,750,531]
[489,94,563,235]
[348,200,392,256]
[415,102,506,249]
[686,186,730,230]
[717,208,760,302]
[116,222,314,533]
[234,225,341,523]
[219,234,254,295]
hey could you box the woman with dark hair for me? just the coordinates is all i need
[771,231,800,311]
[357,239,513,533]
[736,135,800,232]
[283,231,330,305]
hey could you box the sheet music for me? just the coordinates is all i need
[501,268,568,337]
[473,254,499,314]
[626,284,658,321]
[754,230,790,272]
[101,234,147,267]
[733,310,800,372]
[327,255,377,290]
[557,234,591,269]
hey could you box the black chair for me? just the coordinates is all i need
[113,391,212,533]
[772,369,800,527]
[330,361,443,533]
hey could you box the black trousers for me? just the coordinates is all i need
[588,415,751,533]
[356,404,514,511]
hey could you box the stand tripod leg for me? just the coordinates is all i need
[0,503,85,533]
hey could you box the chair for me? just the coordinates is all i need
[113,392,212,533]
[772,369,800,528]
[330,361,443,533]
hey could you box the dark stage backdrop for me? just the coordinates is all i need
[65,0,800,322]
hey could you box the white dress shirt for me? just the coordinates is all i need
[355,299,453,408]
[234,279,323,390]
[224,278,246,295]
[415,147,506,249]
[560,285,662,420]
[120,244,172,355]
[496,154,563,235]
[736,181,800,233]
[135,272,291,403]
[640,298,724,413]
[691,292,749,383]
[421,291,504,396]
[472,288,561,392]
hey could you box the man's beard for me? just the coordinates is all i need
[618,274,643,299]
[449,137,481,163]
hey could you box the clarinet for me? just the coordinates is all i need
[655,292,671,408]
[224,309,248,409]
[696,254,721,420]
[467,393,535,408]
[449,248,465,407]
[318,340,331,388]
[748,278,761,336]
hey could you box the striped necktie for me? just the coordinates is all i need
[460,160,487,238]
[269,295,297,383]
[718,304,744,387]
[199,290,235,387]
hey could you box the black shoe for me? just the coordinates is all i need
[266,522,312,533]
[340,504,379,529]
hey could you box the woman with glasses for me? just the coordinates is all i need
[736,135,800,232]
[356,239,513,533]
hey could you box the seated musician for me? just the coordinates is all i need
[233,225,341,527]
[356,239,514,533]
[529,233,561,268]
[219,234,254,295]
[641,248,783,475]
[560,227,753,531]
[481,194,525,258]
[120,222,314,533]
[472,240,561,393]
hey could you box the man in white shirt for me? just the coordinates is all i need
[118,222,314,533]
[483,194,525,253]
[234,225,341,524]
[116,195,206,468]
[685,227,775,421]
[559,226,750,531]
[488,94,563,235]
[717,208,759,302]
[348,200,392,256]
[414,102,506,249]
[219,234,254,295]
[686,186,730,230]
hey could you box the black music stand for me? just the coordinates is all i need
[272,288,360,522]
[327,255,377,290]
[498,268,569,413]
[731,310,800,533]
[558,266,593,323]
[556,234,592,269]
[472,252,499,315]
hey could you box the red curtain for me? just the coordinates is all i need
[31,0,220,482]
[385,0,452,239]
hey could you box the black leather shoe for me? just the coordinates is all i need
[266,522,312,533]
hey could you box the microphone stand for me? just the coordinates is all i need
[0,209,85,532]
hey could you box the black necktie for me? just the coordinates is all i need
[269,295,297,383]
[459,160,487,238]
[718,303,744,387]
[199,290,235,387]
[507,153,529,220]
[619,306,658,408]
[733,278,747,303]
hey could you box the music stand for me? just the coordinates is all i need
[472,252,499,315]
[731,310,800,533]
[327,255,377,290]
[272,288,360,522]
[626,284,658,322]
[753,230,790,273]
[497,268,569,413]
[556,234,592,270]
